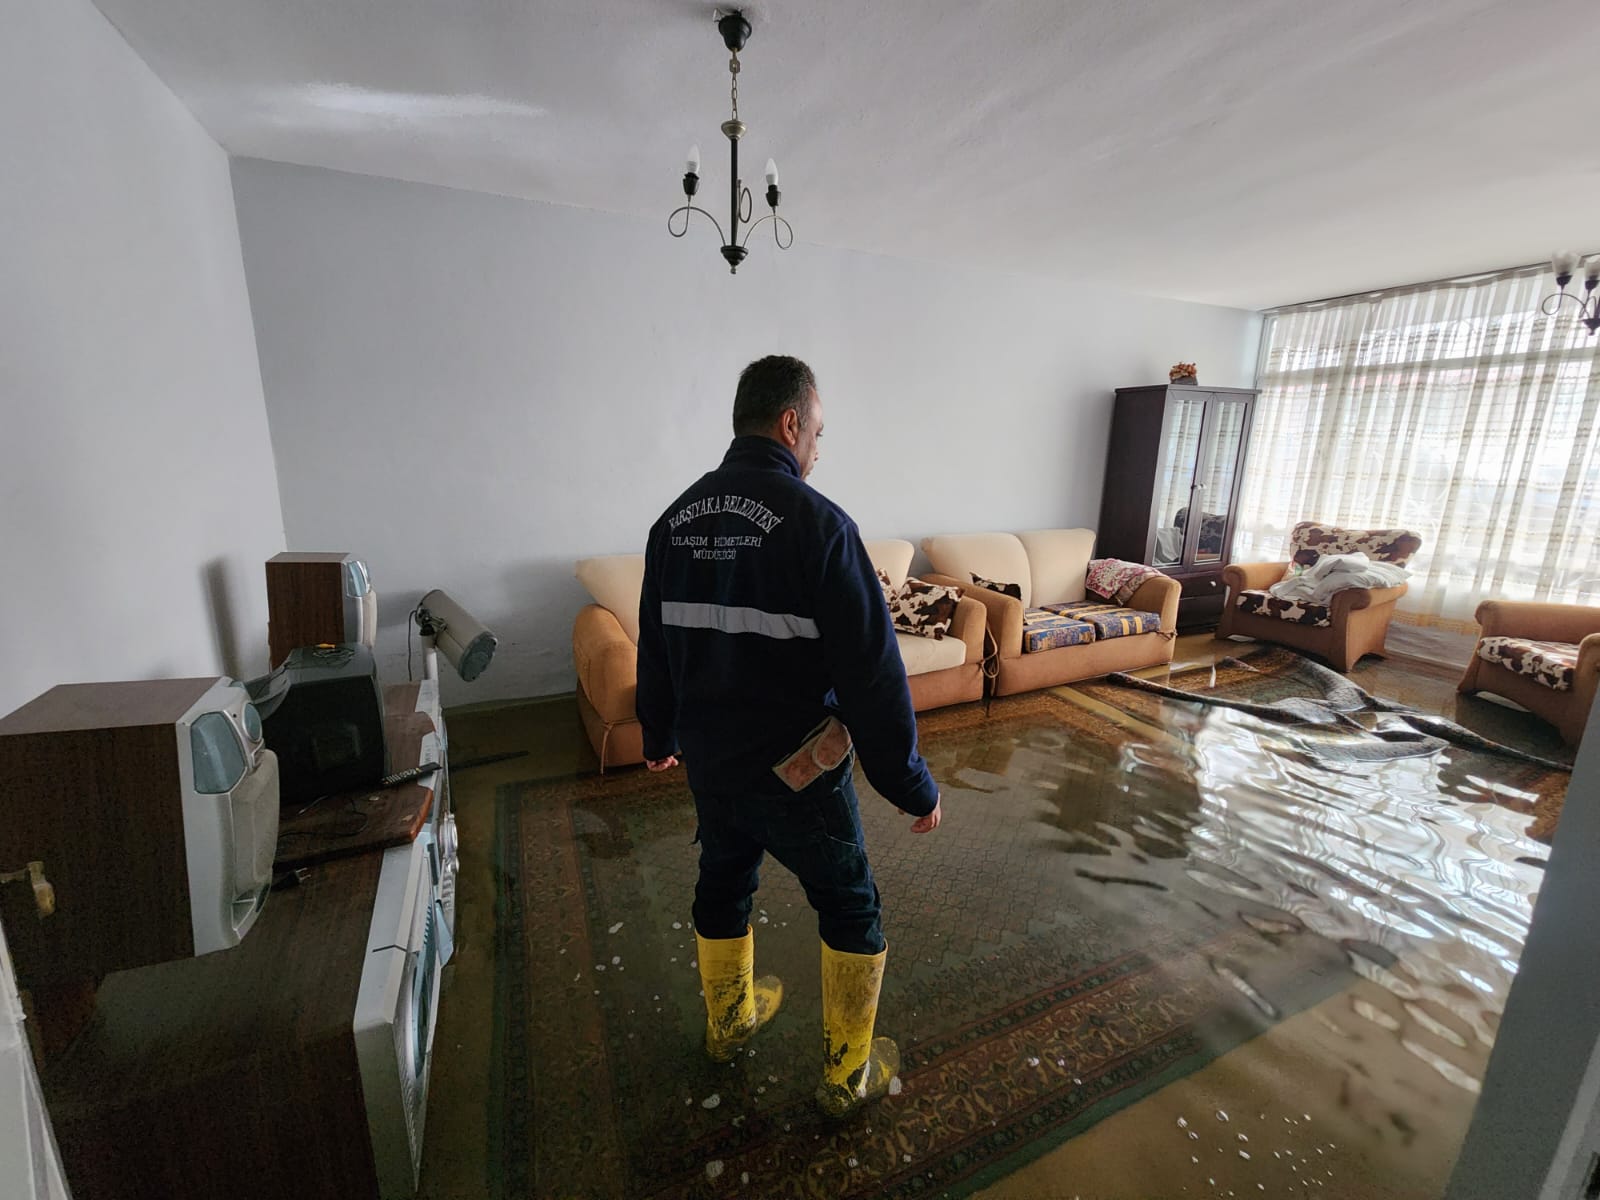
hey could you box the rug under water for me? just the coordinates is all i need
[487,673,1553,1198]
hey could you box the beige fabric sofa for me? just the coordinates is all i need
[572,540,987,771]
[921,529,1180,697]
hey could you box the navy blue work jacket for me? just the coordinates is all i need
[636,435,939,816]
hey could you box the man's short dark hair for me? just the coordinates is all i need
[732,355,817,436]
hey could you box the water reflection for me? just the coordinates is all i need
[970,689,1550,1197]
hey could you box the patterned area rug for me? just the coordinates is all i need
[1073,648,1571,843]
[489,693,1357,1198]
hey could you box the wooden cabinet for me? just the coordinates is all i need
[1096,385,1258,630]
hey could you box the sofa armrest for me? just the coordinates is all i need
[1474,600,1600,644]
[1221,561,1292,592]
[572,604,638,723]
[1125,575,1181,633]
[926,572,1022,658]
[948,595,986,665]
[1329,582,1409,617]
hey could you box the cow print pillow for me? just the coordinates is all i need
[875,567,896,607]
[889,577,961,639]
[970,572,1023,601]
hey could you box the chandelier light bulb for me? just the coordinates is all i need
[1551,250,1579,279]
[765,158,779,186]
[686,144,701,174]
[1584,256,1600,283]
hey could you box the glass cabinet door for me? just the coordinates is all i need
[1191,398,1248,565]
[1150,394,1207,568]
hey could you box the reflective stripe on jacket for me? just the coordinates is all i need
[637,436,938,816]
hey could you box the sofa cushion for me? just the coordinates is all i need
[1235,588,1332,628]
[1043,602,1162,640]
[1016,529,1096,608]
[922,533,1033,608]
[888,577,961,639]
[874,567,896,607]
[1477,636,1578,691]
[1021,609,1097,653]
[970,572,1022,600]
[575,554,646,644]
[1085,559,1165,605]
[1286,522,1423,579]
[864,538,915,592]
[893,630,968,676]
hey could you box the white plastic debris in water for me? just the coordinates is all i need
[1239,1151,1251,1160]
[1177,1117,1189,1129]
[741,1173,749,1185]
[595,964,606,972]
[609,922,624,934]
[701,1094,721,1109]
[1026,1057,1040,1067]
[888,1076,903,1096]
[1237,1133,1248,1143]
[612,956,621,965]
[767,1075,777,1083]
[758,915,769,924]
[1216,1110,1230,1122]
[672,921,682,929]
[705,1161,724,1180]
[848,1157,858,1168]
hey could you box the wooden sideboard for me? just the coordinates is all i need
[40,683,445,1200]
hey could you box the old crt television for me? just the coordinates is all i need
[266,552,377,668]
[248,643,388,806]
[0,678,279,986]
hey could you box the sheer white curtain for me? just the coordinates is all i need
[1235,265,1600,629]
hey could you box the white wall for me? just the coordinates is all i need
[0,0,285,720]
[231,158,1261,704]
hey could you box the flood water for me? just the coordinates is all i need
[434,656,1565,1200]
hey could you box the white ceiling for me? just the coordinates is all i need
[91,0,1600,309]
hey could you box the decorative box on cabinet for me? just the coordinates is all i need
[1096,385,1258,631]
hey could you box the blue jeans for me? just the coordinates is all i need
[691,757,884,955]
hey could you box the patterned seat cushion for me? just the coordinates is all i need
[1042,602,1163,640]
[1021,609,1096,653]
[1235,589,1332,628]
[1477,636,1578,691]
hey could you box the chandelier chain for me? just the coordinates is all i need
[729,51,740,120]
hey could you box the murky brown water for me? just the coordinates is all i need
[426,657,1560,1199]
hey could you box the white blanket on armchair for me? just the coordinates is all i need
[1268,552,1409,605]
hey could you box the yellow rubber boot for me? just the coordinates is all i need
[695,928,783,1063]
[816,941,900,1119]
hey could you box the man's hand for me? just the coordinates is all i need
[898,795,941,833]
[645,755,679,772]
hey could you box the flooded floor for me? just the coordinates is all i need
[421,638,1570,1199]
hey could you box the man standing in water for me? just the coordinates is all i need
[636,354,941,1118]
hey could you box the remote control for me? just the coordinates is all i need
[381,762,442,788]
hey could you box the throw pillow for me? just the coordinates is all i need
[874,567,896,607]
[889,576,961,640]
[970,572,1022,601]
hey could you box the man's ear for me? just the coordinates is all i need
[776,406,800,446]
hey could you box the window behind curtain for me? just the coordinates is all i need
[1236,265,1600,629]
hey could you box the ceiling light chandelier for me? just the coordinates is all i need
[1545,251,1600,334]
[668,10,792,274]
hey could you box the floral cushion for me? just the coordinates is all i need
[887,576,961,640]
[1043,602,1162,640]
[1477,636,1578,692]
[1084,559,1164,605]
[970,572,1023,601]
[1235,589,1332,628]
[1286,522,1422,576]
[1021,609,1096,653]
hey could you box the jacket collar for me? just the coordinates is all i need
[721,435,800,479]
